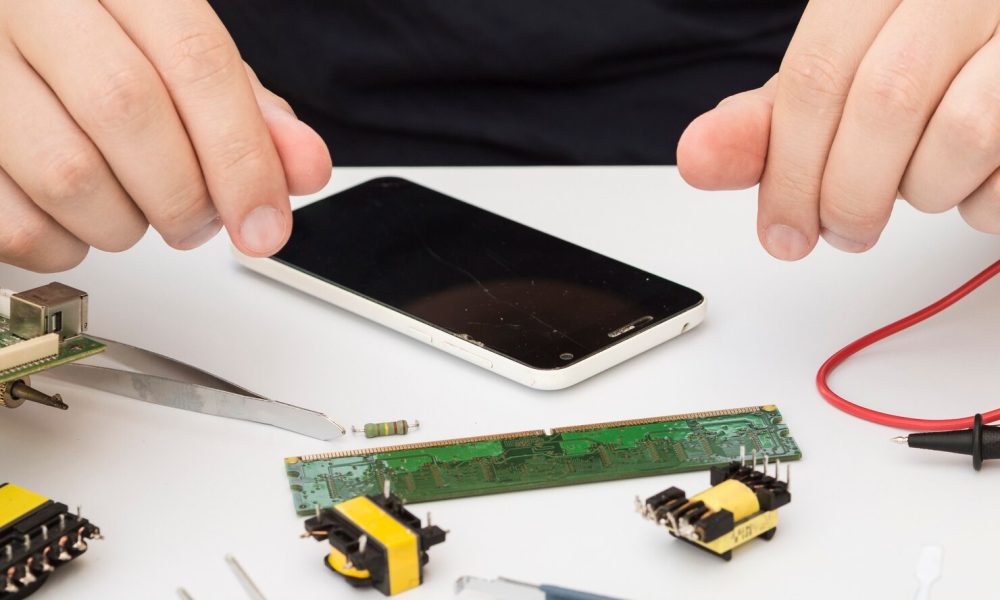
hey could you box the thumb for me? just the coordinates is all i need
[244,64,332,196]
[677,76,776,191]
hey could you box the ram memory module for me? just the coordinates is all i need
[285,405,801,514]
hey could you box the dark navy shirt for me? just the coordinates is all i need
[210,1,805,165]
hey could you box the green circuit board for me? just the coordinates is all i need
[285,405,802,514]
[0,316,105,383]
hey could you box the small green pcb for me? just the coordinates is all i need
[0,316,105,383]
[285,405,802,514]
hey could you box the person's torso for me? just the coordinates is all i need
[210,1,806,165]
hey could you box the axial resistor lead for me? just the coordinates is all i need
[352,420,420,438]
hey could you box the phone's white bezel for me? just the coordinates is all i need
[233,250,705,390]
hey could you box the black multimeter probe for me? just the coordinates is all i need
[893,414,1000,470]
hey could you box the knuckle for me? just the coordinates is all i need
[782,49,852,106]
[941,99,1000,157]
[821,196,888,233]
[0,218,88,272]
[164,29,238,87]
[211,135,269,175]
[40,148,103,205]
[91,68,159,130]
[859,59,925,120]
[156,182,213,231]
[0,217,48,260]
[768,168,821,200]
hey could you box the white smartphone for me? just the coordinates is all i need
[234,177,705,390]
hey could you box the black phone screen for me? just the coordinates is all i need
[272,177,703,370]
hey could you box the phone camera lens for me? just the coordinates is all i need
[559,352,574,361]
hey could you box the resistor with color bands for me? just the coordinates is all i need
[352,420,420,438]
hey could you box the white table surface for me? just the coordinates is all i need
[1,166,998,600]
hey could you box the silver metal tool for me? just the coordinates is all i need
[177,555,270,600]
[225,554,268,600]
[456,576,622,600]
[40,336,344,440]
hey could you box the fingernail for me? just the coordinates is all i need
[240,206,287,255]
[821,228,873,253]
[175,216,222,250]
[764,224,810,261]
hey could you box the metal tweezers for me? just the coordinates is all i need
[40,336,344,441]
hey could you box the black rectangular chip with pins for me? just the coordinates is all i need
[0,483,101,599]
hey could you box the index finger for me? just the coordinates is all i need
[101,0,290,257]
[758,0,898,260]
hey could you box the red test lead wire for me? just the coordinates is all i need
[816,258,1000,432]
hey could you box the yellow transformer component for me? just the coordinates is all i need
[303,490,446,596]
[0,483,102,597]
[638,456,791,561]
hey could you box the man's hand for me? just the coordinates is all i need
[677,0,1000,260]
[0,0,332,272]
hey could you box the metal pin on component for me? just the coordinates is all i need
[739,445,746,466]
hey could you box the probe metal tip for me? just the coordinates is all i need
[10,382,68,410]
[891,436,909,445]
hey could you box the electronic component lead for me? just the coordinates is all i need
[0,483,102,598]
[302,487,446,596]
[638,454,792,561]
[352,420,419,439]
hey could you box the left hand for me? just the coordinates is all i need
[677,0,1000,261]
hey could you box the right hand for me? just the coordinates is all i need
[0,0,332,272]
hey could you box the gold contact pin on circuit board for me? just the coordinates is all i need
[293,406,772,463]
